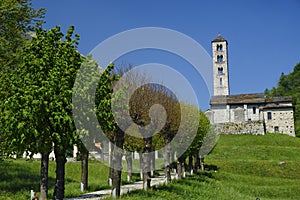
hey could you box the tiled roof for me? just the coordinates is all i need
[210,93,292,105]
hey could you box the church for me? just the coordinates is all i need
[205,35,295,136]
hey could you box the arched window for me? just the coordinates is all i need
[218,67,224,74]
[217,44,223,51]
[217,55,223,62]
[220,78,223,86]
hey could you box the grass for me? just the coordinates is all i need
[0,159,111,200]
[114,134,300,200]
[1,134,300,199]
[0,156,163,199]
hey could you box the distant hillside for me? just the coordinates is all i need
[265,62,300,137]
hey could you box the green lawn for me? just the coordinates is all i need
[117,134,300,200]
[0,158,147,200]
[1,134,300,200]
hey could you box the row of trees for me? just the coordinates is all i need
[0,1,213,199]
[265,62,300,137]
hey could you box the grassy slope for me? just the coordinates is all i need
[118,134,300,200]
[1,134,299,199]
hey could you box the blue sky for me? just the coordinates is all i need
[32,0,300,110]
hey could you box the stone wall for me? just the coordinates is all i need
[214,121,265,135]
[263,107,295,136]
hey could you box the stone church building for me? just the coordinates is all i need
[205,35,295,136]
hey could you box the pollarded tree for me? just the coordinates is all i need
[73,57,123,195]
[72,54,101,191]
[157,86,181,182]
[2,26,83,199]
[95,63,126,197]
[172,103,210,177]
[129,83,180,188]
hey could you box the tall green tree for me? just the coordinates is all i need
[265,62,300,137]
[0,0,45,157]
[2,26,83,199]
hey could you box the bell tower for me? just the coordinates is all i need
[212,34,230,96]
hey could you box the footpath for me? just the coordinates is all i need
[65,176,170,200]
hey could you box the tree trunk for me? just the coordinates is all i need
[53,147,66,200]
[109,141,114,186]
[194,153,199,174]
[111,127,124,198]
[182,159,186,178]
[164,142,171,182]
[139,153,143,180]
[170,151,175,164]
[177,156,185,179]
[81,147,89,191]
[177,161,182,179]
[40,152,49,200]
[200,156,205,171]
[125,151,132,182]
[188,155,193,174]
[142,137,152,190]
[150,151,155,176]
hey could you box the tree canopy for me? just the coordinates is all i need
[0,0,45,71]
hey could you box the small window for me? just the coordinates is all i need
[220,78,223,86]
[218,67,224,74]
[217,44,223,51]
[274,126,279,133]
[253,107,256,114]
[267,112,272,120]
[217,55,223,62]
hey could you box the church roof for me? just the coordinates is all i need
[210,93,292,105]
[212,34,227,43]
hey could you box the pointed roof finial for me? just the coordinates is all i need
[212,34,227,43]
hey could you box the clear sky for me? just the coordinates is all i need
[32,0,300,110]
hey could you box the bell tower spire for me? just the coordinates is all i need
[212,34,230,96]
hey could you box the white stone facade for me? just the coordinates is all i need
[212,35,230,96]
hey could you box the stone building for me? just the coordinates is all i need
[205,35,295,136]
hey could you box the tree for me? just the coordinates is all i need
[113,64,153,184]
[158,87,181,183]
[1,26,83,199]
[265,62,300,137]
[72,54,101,191]
[94,63,125,197]
[0,0,45,157]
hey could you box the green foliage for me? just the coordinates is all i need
[265,63,300,137]
[0,0,45,71]
[95,63,120,140]
[174,103,210,158]
[1,26,83,155]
